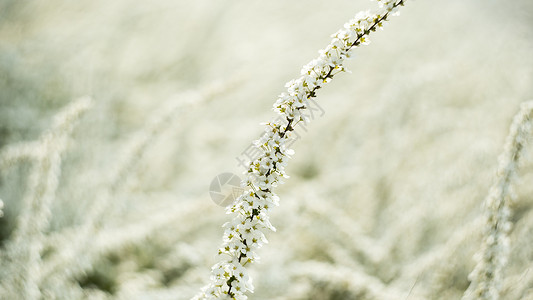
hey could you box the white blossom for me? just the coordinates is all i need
[194,1,406,299]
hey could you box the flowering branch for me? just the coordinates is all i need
[194,1,406,299]
[463,101,533,300]
[38,78,241,292]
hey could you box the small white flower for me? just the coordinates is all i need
[195,2,407,299]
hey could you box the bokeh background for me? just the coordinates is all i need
[1,0,533,299]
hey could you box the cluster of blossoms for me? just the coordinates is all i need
[194,1,405,299]
[463,101,533,300]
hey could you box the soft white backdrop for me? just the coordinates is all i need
[1,0,533,299]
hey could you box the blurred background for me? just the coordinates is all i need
[1,0,533,299]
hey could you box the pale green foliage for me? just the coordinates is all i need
[1,98,92,299]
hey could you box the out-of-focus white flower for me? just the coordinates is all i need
[463,101,533,300]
